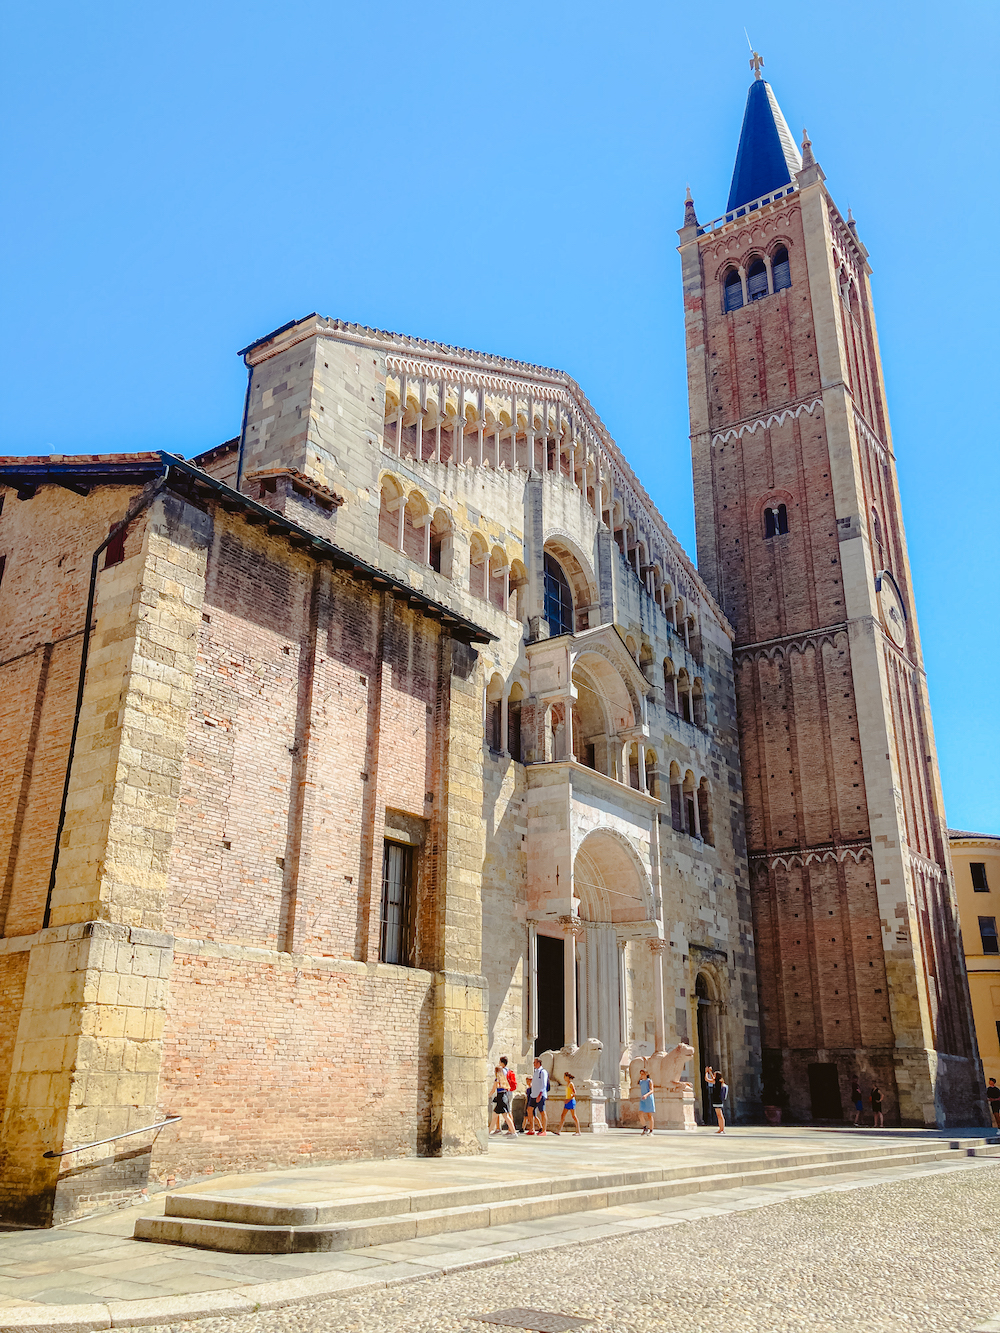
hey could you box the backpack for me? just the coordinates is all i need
[506,1069,517,1091]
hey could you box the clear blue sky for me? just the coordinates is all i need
[3,1,997,833]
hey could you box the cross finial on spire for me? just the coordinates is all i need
[749,50,764,79]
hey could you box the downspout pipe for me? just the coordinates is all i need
[42,474,168,930]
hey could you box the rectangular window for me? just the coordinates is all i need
[380,841,414,965]
[979,916,999,955]
[0,553,5,589]
[996,1020,1000,1053]
[972,863,990,892]
[105,522,127,568]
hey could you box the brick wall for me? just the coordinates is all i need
[0,948,29,1120]
[152,944,436,1181]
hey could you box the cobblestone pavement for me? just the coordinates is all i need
[134,1162,1000,1333]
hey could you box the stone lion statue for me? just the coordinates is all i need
[539,1038,603,1087]
[628,1042,695,1096]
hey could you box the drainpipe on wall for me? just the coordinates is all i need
[42,474,168,930]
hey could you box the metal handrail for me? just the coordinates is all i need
[42,1115,182,1159]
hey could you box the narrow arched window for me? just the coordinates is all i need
[543,552,574,637]
[724,268,743,312]
[669,764,683,832]
[764,504,789,538]
[772,245,791,291]
[486,674,504,752]
[747,257,768,301]
[507,683,523,762]
[698,779,714,846]
[469,534,488,599]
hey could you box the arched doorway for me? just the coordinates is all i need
[573,831,650,1095]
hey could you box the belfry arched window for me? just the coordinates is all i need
[543,552,574,637]
[724,268,743,312]
[772,245,791,291]
[764,504,789,538]
[747,257,768,301]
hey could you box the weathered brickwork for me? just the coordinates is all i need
[681,145,981,1123]
[0,948,29,1120]
[153,946,436,1179]
[0,441,493,1220]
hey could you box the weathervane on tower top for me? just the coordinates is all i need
[749,50,764,79]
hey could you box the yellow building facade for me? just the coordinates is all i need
[950,831,1000,1087]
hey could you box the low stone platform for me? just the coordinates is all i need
[135,1129,999,1253]
[0,1127,996,1330]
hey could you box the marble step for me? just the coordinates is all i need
[135,1141,977,1254]
[146,1136,991,1230]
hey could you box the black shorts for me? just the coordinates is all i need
[527,1094,546,1111]
[494,1090,510,1114]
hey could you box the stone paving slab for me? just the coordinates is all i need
[0,1128,994,1329]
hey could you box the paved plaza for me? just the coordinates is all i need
[127,1161,1000,1333]
[0,1127,999,1330]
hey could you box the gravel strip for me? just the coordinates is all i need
[140,1162,1000,1333]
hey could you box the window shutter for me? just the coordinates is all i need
[773,259,791,290]
[748,269,768,301]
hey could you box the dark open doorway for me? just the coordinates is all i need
[808,1062,842,1120]
[696,974,712,1124]
[534,934,565,1056]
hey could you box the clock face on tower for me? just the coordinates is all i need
[876,572,907,648]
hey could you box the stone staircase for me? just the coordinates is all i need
[135,1137,1000,1255]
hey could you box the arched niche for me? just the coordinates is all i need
[573,829,651,925]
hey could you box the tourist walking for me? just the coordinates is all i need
[490,1065,516,1136]
[851,1078,863,1126]
[705,1066,728,1133]
[556,1076,582,1134]
[870,1082,884,1128]
[638,1069,656,1135]
[987,1078,1000,1131]
[525,1057,549,1135]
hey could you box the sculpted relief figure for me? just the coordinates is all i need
[628,1042,695,1096]
[539,1038,604,1088]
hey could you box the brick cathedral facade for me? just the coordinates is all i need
[0,71,983,1224]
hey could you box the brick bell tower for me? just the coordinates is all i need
[678,55,983,1126]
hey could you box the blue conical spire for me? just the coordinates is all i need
[727,77,802,211]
